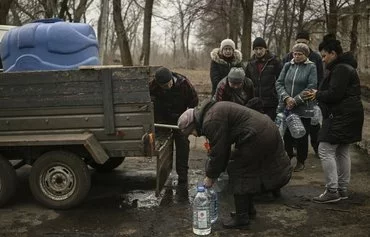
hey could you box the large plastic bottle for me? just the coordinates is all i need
[206,187,218,224]
[275,112,287,138]
[286,112,306,139]
[311,105,322,125]
[193,186,211,235]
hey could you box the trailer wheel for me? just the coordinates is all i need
[0,155,17,207]
[29,151,91,209]
[89,157,125,172]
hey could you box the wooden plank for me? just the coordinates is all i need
[0,112,153,131]
[0,133,93,146]
[156,135,174,196]
[101,69,115,134]
[0,104,151,117]
[85,135,109,164]
[0,127,146,141]
[0,91,151,109]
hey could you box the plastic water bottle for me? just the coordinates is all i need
[214,172,228,192]
[286,112,306,139]
[206,187,218,224]
[275,112,287,138]
[193,186,211,235]
[311,105,322,125]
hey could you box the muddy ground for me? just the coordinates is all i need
[0,134,370,237]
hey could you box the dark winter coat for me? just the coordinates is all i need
[316,53,364,144]
[283,48,324,86]
[245,51,283,108]
[194,101,292,194]
[149,72,199,125]
[210,48,243,95]
[212,76,255,106]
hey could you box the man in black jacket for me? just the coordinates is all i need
[283,31,324,156]
[149,67,199,192]
[245,37,282,121]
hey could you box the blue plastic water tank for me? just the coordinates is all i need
[0,19,100,72]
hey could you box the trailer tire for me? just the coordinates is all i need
[89,157,125,172]
[29,150,91,209]
[0,155,17,207]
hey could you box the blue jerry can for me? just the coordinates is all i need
[0,18,100,72]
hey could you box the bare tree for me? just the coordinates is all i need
[139,0,154,65]
[349,0,360,58]
[229,0,240,46]
[0,0,14,24]
[240,0,254,60]
[98,0,109,64]
[74,0,89,22]
[113,0,133,66]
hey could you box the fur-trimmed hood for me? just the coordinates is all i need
[210,48,243,65]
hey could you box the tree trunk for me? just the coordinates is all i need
[0,0,14,24]
[296,0,309,31]
[240,0,254,61]
[327,0,338,35]
[113,0,133,66]
[98,0,109,64]
[350,0,360,58]
[229,0,240,47]
[139,0,154,66]
[74,0,88,23]
[262,0,270,39]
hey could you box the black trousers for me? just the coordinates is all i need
[173,129,190,183]
[263,107,277,121]
[234,194,254,215]
[310,123,320,154]
[284,117,311,164]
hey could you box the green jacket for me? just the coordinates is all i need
[275,59,317,117]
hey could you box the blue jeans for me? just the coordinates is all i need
[318,142,350,191]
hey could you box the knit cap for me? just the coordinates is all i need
[296,31,310,41]
[228,67,245,83]
[220,39,235,51]
[292,43,310,57]
[155,67,173,84]
[252,37,267,49]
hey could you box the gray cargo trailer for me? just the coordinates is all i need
[0,66,173,209]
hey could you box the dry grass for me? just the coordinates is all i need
[174,68,211,95]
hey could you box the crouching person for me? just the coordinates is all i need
[177,100,292,229]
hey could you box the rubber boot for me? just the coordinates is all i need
[230,194,256,219]
[223,194,250,229]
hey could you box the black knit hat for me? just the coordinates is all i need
[252,37,267,49]
[155,67,173,84]
[296,31,310,40]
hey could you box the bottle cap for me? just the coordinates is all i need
[197,186,205,192]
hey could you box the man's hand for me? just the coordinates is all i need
[305,89,317,100]
[204,176,214,188]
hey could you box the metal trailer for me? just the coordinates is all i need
[0,66,174,209]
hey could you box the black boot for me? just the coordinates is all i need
[223,213,249,229]
[230,194,256,219]
[223,194,250,229]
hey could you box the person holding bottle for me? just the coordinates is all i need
[177,100,292,229]
[306,36,364,203]
[275,43,317,172]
